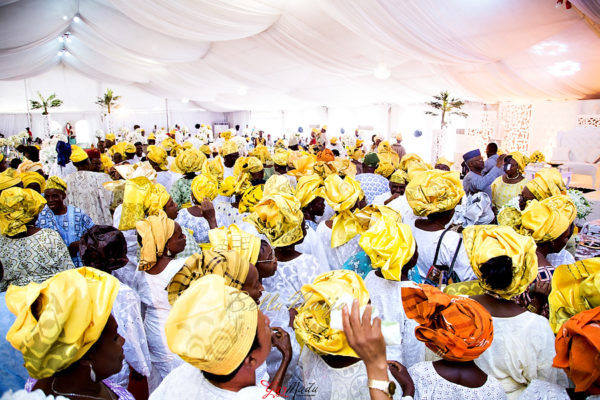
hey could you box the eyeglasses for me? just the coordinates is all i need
[256,258,276,264]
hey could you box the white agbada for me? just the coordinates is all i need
[474,312,569,399]
[315,221,361,270]
[371,193,415,224]
[363,272,424,368]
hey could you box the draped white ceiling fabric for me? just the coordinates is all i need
[0,0,599,112]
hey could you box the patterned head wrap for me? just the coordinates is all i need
[400,153,430,181]
[165,275,258,375]
[143,182,171,217]
[238,184,264,214]
[402,284,493,361]
[56,141,71,167]
[45,176,67,192]
[295,175,325,208]
[241,156,264,173]
[549,258,600,333]
[221,139,239,156]
[463,225,538,300]
[405,170,464,216]
[317,149,335,162]
[136,212,175,271]
[389,169,408,184]
[201,157,224,183]
[148,133,156,140]
[105,133,116,141]
[249,145,272,165]
[272,149,289,166]
[451,192,494,228]
[100,154,113,173]
[509,152,526,174]
[347,146,365,161]
[0,169,21,191]
[264,175,294,197]
[287,155,316,179]
[218,176,249,197]
[332,159,357,178]
[70,145,89,163]
[497,206,522,231]
[324,174,365,248]
[147,145,168,170]
[199,144,211,156]
[209,224,261,266]
[124,142,136,154]
[374,162,395,178]
[526,168,566,201]
[521,195,576,242]
[359,209,415,281]
[363,152,379,168]
[167,250,249,305]
[0,188,46,236]
[294,270,369,357]
[118,177,152,230]
[553,308,600,394]
[20,172,46,192]
[172,148,206,174]
[5,268,119,379]
[191,174,218,203]
[16,160,43,174]
[161,138,176,152]
[245,193,304,247]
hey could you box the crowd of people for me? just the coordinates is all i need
[0,124,598,400]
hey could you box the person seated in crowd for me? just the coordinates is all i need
[170,148,206,209]
[463,148,505,198]
[0,187,73,291]
[150,274,292,399]
[221,135,239,178]
[518,167,566,211]
[483,142,499,174]
[6,267,134,399]
[124,143,137,164]
[460,225,568,398]
[401,284,506,399]
[371,169,412,220]
[79,225,152,393]
[65,145,113,225]
[147,145,174,191]
[405,169,474,284]
[491,152,527,210]
[391,133,406,161]
[316,174,367,270]
[20,171,45,193]
[86,148,104,173]
[355,153,390,205]
[294,174,329,263]
[134,142,145,163]
[36,176,94,267]
[0,169,22,195]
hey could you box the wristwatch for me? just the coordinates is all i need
[367,379,396,397]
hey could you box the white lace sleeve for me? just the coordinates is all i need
[518,380,569,400]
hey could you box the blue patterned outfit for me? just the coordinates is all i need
[342,250,422,283]
[355,173,389,205]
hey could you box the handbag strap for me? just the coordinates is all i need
[447,236,464,281]
[432,227,452,266]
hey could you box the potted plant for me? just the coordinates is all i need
[425,91,469,161]
[96,89,121,134]
[29,92,63,139]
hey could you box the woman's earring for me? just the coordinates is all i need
[89,363,97,383]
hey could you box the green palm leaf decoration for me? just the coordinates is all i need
[29,92,63,115]
[425,91,468,129]
[96,88,121,114]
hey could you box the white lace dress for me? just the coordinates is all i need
[298,350,403,400]
[149,362,280,400]
[295,226,329,269]
[262,253,330,391]
[372,193,415,224]
[408,362,506,400]
[474,312,569,399]
[315,221,361,270]
[175,208,227,244]
[363,273,425,368]
[546,248,575,267]
[138,258,186,391]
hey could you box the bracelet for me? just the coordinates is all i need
[527,304,538,313]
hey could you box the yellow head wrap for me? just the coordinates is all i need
[20,172,46,192]
[201,157,224,183]
[359,211,415,281]
[0,153,3,163]
[170,144,184,158]
[147,145,168,170]
[242,156,264,173]
[165,275,257,375]
[220,130,233,140]
[238,184,264,214]
[173,148,206,174]
[143,182,171,217]
[16,160,43,174]
[0,169,21,191]
[526,168,566,201]
[221,140,239,156]
[347,146,365,161]
[330,137,338,144]
[272,149,289,166]
[199,144,211,156]
[209,224,261,266]
[264,175,294,197]
[0,188,46,236]
[549,258,600,333]
[249,145,272,165]
[374,162,395,178]
[109,143,126,159]
[395,133,403,141]
[294,270,369,357]
[191,174,218,203]
[167,250,249,305]
[400,153,430,181]
[435,157,454,168]
[105,133,116,141]
[124,142,136,154]
[5,267,119,379]
[332,159,357,178]
[405,170,464,217]
[509,151,526,174]
[497,206,523,231]
[136,212,175,271]
[218,176,248,197]
[288,155,317,178]
[100,154,113,173]
[45,176,67,192]
[390,169,408,184]
[295,175,325,208]
[521,195,576,242]
[161,138,176,152]
[148,133,156,140]
[245,193,304,247]
[323,174,365,247]
[70,145,89,163]
[118,176,152,230]
[463,225,538,300]
[182,141,193,150]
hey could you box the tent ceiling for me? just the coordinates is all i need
[1,0,599,112]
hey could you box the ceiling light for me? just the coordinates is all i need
[181,98,189,103]
[58,37,64,43]
[530,41,567,56]
[63,51,71,57]
[374,64,391,80]
[547,60,580,76]
[73,15,81,23]
[62,15,68,20]
[237,87,248,96]
[57,50,64,56]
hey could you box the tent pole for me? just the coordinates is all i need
[23,80,32,129]
[165,98,169,129]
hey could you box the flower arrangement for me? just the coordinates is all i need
[529,150,545,164]
[125,129,146,145]
[39,134,68,173]
[568,189,592,220]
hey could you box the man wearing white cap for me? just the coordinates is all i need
[391,133,406,161]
